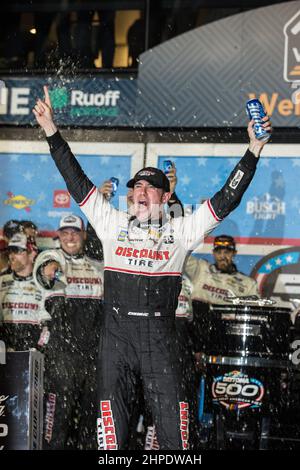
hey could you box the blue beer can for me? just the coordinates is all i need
[163,160,173,174]
[246,99,270,142]
[110,177,119,197]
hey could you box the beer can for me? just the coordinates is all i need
[110,177,119,197]
[163,160,173,173]
[246,99,270,142]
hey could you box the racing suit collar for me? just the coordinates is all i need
[61,248,84,260]
[211,263,238,275]
[12,272,33,281]
[128,214,169,244]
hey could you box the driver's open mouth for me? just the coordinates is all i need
[138,200,147,206]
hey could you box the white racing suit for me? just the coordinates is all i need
[46,130,260,450]
[184,257,259,353]
[33,248,104,449]
[0,271,50,351]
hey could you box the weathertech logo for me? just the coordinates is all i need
[284,10,300,83]
[179,402,189,450]
[97,401,118,450]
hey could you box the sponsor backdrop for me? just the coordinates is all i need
[1,0,300,300]
[1,2,300,128]
[0,140,144,234]
[0,77,137,127]
[146,144,300,300]
[137,1,300,127]
[0,140,300,301]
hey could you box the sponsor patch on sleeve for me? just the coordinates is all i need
[229,169,245,190]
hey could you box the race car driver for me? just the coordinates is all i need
[33,85,271,450]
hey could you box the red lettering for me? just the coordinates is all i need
[203,284,229,296]
[115,246,171,262]
[101,401,111,412]
[66,277,100,284]
[179,402,189,449]
[4,302,39,310]
[106,432,116,443]
[103,416,113,427]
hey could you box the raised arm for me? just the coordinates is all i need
[209,117,271,221]
[166,164,184,218]
[178,117,272,251]
[33,86,94,205]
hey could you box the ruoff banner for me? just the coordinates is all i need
[137,0,300,127]
[0,77,137,127]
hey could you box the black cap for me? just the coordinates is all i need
[3,220,23,239]
[7,233,28,251]
[127,167,170,192]
[213,235,236,251]
[20,220,38,232]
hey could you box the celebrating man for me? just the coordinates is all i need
[33,86,271,450]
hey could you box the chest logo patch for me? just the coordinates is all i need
[117,229,128,242]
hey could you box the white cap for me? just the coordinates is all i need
[58,214,85,232]
[8,233,27,251]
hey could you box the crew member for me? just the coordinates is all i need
[0,232,50,351]
[33,214,104,450]
[185,234,259,358]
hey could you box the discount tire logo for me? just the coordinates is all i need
[212,370,264,410]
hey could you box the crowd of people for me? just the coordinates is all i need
[0,85,273,450]
[0,215,262,449]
